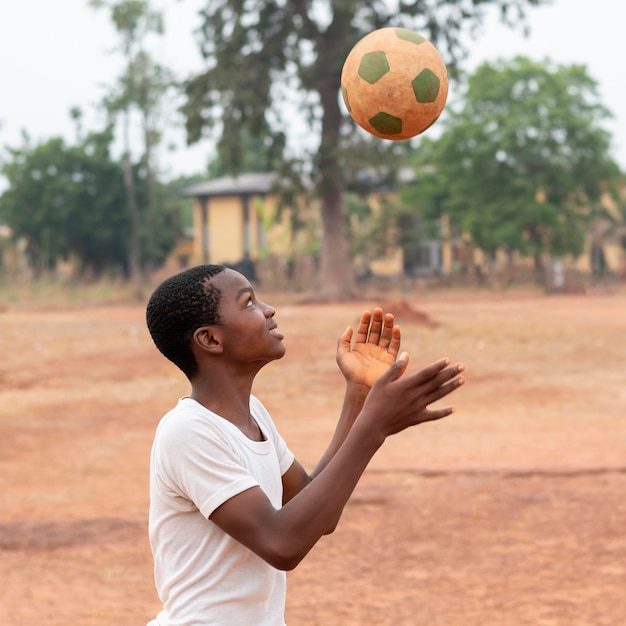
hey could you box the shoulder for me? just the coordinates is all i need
[154,398,231,451]
[151,399,250,484]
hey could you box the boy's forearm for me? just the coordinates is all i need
[275,357,463,567]
[213,411,382,571]
[310,382,369,480]
[276,416,383,568]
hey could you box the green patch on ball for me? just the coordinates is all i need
[393,28,426,46]
[411,68,441,103]
[358,51,390,84]
[369,112,403,136]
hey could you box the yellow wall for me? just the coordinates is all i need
[193,196,243,264]
[191,193,301,265]
[369,250,403,276]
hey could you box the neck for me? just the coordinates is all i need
[190,370,263,441]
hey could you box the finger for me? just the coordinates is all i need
[406,358,451,386]
[427,363,465,388]
[421,374,465,406]
[354,311,372,344]
[336,326,353,359]
[387,324,401,357]
[378,312,395,348]
[410,361,464,390]
[380,351,410,383]
[419,406,456,423]
[367,307,384,343]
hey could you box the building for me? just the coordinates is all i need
[182,172,320,288]
[182,172,626,289]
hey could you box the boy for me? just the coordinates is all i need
[145,264,464,626]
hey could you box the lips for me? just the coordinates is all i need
[269,326,284,340]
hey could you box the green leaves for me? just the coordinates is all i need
[0,125,181,278]
[413,56,618,270]
[0,130,129,275]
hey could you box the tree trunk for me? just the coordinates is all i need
[123,112,141,282]
[318,179,353,300]
[533,251,545,286]
[142,110,156,279]
[315,77,354,301]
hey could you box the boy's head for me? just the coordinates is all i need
[146,264,226,380]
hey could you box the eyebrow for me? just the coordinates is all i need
[235,285,254,300]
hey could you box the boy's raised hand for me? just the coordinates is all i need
[336,307,401,388]
[359,354,465,440]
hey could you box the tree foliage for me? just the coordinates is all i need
[0,129,129,276]
[0,0,182,281]
[91,0,175,279]
[404,56,619,280]
[0,126,180,278]
[181,0,547,299]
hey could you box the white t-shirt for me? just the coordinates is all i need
[147,395,295,626]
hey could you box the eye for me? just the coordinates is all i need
[245,295,255,308]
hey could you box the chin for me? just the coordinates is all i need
[271,345,287,361]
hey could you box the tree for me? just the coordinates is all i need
[407,56,619,283]
[181,0,547,300]
[90,0,175,279]
[0,123,181,279]
[206,129,286,179]
[0,129,130,277]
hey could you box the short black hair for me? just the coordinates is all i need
[146,264,226,380]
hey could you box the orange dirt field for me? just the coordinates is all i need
[0,288,625,625]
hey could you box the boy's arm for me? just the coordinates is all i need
[314,308,401,476]
[281,308,399,509]
[209,354,464,571]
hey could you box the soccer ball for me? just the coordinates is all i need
[341,27,449,141]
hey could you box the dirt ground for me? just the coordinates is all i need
[0,287,625,625]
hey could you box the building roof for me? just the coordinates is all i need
[183,172,279,198]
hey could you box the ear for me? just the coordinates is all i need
[193,326,223,355]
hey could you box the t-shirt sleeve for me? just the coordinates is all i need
[155,415,260,520]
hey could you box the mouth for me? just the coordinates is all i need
[269,326,284,340]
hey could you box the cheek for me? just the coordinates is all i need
[236,315,266,344]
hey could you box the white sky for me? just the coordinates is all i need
[0,0,624,189]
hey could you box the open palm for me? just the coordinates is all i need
[337,308,401,388]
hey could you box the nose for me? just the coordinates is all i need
[262,302,276,318]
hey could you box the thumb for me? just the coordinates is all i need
[382,351,409,382]
[336,326,353,359]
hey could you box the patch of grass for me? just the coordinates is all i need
[0,276,153,310]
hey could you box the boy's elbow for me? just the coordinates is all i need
[265,548,305,571]
[265,527,336,569]
[273,556,302,571]
[262,536,308,571]
[256,515,340,569]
